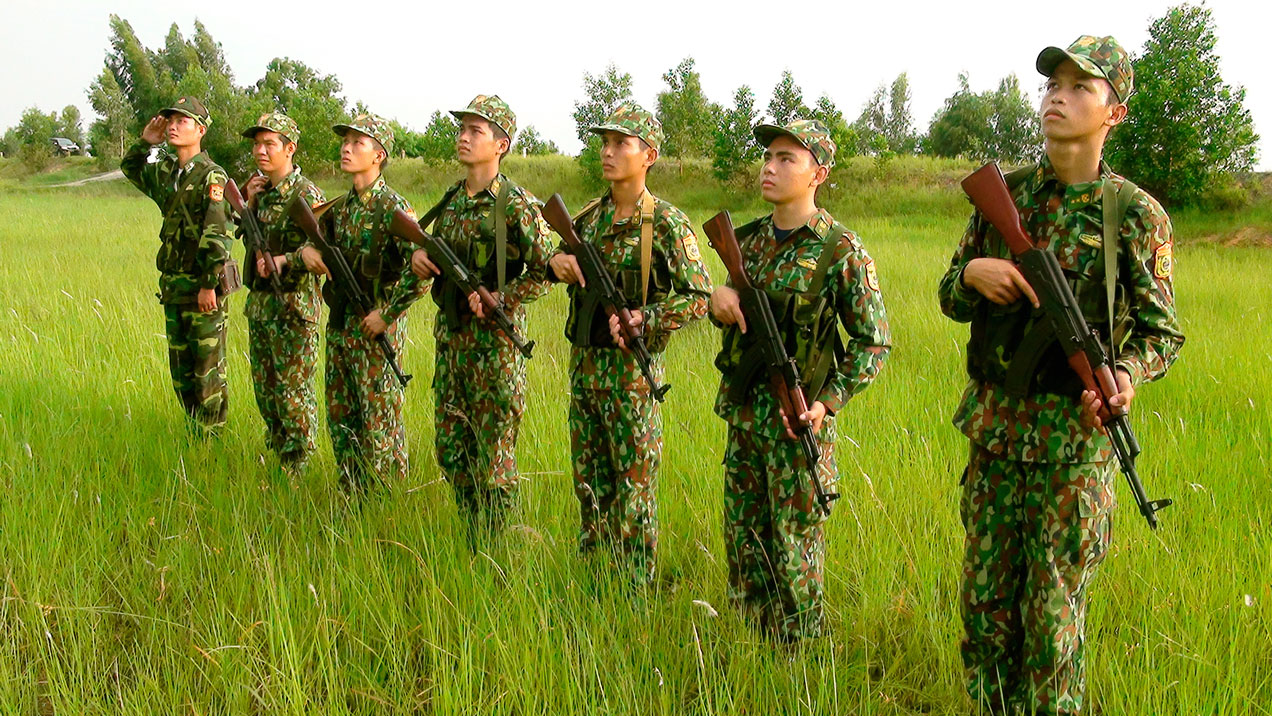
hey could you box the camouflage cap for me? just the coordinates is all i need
[242,112,300,143]
[753,119,836,168]
[332,113,394,156]
[161,96,211,127]
[588,103,664,153]
[450,94,517,141]
[1037,35,1134,102]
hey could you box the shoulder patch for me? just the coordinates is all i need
[1079,233,1102,248]
[682,233,701,262]
[1153,241,1173,279]
[209,184,224,202]
[865,258,880,292]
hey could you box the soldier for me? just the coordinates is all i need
[121,96,237,432]
[547,104,713,584]
[298,114,425,491]
[709,119,891,640]
[238,112,326,472]
[937,37,1184,714]
[410,95,552,544]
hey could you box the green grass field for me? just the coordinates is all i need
[0,156,1268,714]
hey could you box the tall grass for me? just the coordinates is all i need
[0,156,1267,714]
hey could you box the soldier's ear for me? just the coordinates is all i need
[812,163,830,187]
[1106,101,1128,127]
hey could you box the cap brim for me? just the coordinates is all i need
[161,108,206,125]
[1037,47,1109,84]
[332,123,361,138]
[241,125,269,139]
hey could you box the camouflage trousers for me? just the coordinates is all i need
[434,340,525,541]
[163,301,228,429]
[569,387,661,584]
[724,423,837,640]
[959,443,1115,716]
[246,293,318,469]
[325,315,409,491]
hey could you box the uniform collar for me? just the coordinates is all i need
[1033,154,1113,208]
[269,165,303,197]
[601,187,653,226]
[462,173,506,199]
[350,174,387,204]
[765,207,834,241]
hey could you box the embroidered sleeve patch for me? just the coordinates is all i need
[865,259,880,291]
[1153,242,1173,279]
[209,184,224,202]
[682,234,701,262]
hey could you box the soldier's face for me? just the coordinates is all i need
[457,117,505,165]
[340,132,384,174]
[599,131,655,182]
[1040,60,1126,142]
[760,136,825,204]
[166,115,204,148]
[252,131,295,172]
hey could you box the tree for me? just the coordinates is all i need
[810,95,857,161]
[853,73,918,155]
[416,111,459,164]
[251,58,348,172]
[767,70,811,125]
[572,63,634,187]
[712,85,762,184]
[925,73,1040,164]
[1106,3,1258,207]
[57,105,84,146]
[514,125,559,156]
[88,67,135,159]
[656,58,718,158]
[14,107,59,169]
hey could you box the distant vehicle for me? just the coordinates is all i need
[51,137,81,156]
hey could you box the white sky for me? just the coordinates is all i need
[2,0,1265,168]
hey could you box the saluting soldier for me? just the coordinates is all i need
[547,104,713,584]
[709,119,891,640]
[410,95,553,544]
[121,96,237,432]
[299,114,426,491]
[937,36,1184,714]
[239,112,325,472]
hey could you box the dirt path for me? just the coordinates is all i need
[46,169,124,187]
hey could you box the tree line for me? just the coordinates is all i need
[1,4,1257,208]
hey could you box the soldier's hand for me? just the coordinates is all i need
[963,258,1040,307]
[244,174,269,208]
[300,246,329,277]
[197,287,218,313]
[550,253,586,287]
[256,251,284,277]
[141,115,167,145]
[780,401,827,439]
[469,290,500,319]
[710,286,747,333]
[1079,369,1135,428]
[411,249,440,278]
[608,310,643,350]
[361,309,388,338]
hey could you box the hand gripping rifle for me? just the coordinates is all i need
[702,211,837,516]
[288,199,412,388]
[385,209,534,359]
[224,178,283,298]
[961,162,1173,529]
[540,193,670,402]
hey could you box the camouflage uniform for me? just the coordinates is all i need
[553,105,714,583]
[120,96,235,430]
[714,120,891,639]
[239,113,326,470]
[317,115,426,490]
[432,96,553,537]
[937,37,1184,715]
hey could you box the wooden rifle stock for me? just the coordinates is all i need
[224,178,283,296]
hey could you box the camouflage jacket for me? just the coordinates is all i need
[937,156,1184,463]
[121,141,233,303]
[713,209,891,441]
[430,173,552,349]
[316,175,425,326]
[241,166,326,323]
[554,189,714,394]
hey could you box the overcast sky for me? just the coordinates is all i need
[2,0,1265,168]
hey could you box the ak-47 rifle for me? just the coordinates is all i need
[961,162,1173,529]
[288,198,412,388]
[702,210,837,516]
[385,210,535,358]
[539,193,670,402]
[224,177,283,297]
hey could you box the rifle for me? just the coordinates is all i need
[224,177,283,298]
[961,162,1173,529]
[287,198,413,388]
[702,211,837,516]
[539,193,670,402]
[385,210,535,358]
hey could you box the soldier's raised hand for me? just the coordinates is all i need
[244,174,269,208]
[141,115,168,145]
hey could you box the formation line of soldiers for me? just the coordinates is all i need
[120,35,1182,715]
